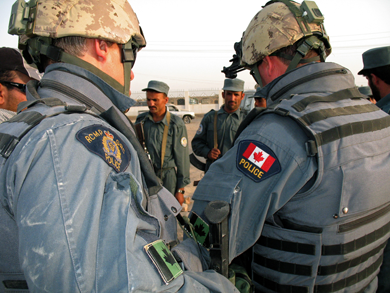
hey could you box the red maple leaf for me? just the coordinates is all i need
[253,151,264,162]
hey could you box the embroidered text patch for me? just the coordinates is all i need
[236,140,281,182]
[76,125,131,173]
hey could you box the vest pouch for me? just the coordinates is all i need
[253,224,322,292]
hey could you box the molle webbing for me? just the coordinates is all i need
[278,87,390,147]
[292,87,363,112]
[312,115,390,147]
[253,255,380,293]
[298,103,380,126]
[0,98,83,159]
[257,220,390,256]
[254,240,387,277]
[0,112,48,158]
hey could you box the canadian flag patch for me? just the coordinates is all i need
[243,143,276,172]
[237,140,281,182]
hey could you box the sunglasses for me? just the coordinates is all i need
[0,80,26,93]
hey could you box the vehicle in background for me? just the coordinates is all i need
[240,89,256,114]
[138,103,196,124]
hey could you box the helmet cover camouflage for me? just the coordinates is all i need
[241,1,330,67]
[24,0,145,46]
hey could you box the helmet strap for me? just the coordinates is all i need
[250,62,264,87]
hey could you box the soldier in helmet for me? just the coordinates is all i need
[0,1,238,292]
[192,0,390,292]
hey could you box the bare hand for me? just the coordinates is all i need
[207,148,221,160]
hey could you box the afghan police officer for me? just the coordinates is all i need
[136,80,190,205]
[0,0,239,292]
[0,47,41,122]
[358,46,390,113]
[192,78,247,172]
[191,1,390,292]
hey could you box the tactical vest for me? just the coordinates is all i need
[0,83,181,292]
[245,88,390,293]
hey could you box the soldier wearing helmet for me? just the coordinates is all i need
[0,1,238,292]
[192,1,390,292]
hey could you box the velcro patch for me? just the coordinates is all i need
[76,125,131,173]
[144,239,183,284]
[236,140,281,182]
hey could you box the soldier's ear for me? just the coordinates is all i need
[0,84,6,106]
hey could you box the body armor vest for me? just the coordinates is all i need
[0,80,180,292]
[251,87,390,293]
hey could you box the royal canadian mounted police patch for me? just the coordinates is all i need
[236,140,281,182]
[76,125,131,173]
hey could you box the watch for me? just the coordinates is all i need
[177,189,185,195]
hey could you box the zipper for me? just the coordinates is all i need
[270,68,348,101]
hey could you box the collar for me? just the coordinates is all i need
[376,92,390,109]
[256,62,355,107]
[43,63,136,112]
[144,107,170,125]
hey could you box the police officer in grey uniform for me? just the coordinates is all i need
[136,80,190,205]
[192,78,246,172]
[0,1,238,292]
[192,1,390,292]
[358,46,390,113]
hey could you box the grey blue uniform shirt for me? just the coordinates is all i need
[0,63,238,293]
[191,107,247,171]
[136,111,190,195]
[192,62,390,293]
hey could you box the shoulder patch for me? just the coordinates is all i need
[196,124,203,135]
[181,137,188,147]
[76,125,131,173]
[236,140,281,182]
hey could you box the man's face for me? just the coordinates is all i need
[0,71,32,112]
[146,91,168,116]
[222,91,245,113]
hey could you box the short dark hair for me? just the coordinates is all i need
[0,70,17,90]
[362,65,390,85]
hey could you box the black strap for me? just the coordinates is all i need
[314,254,382,293]
[298,103,380,127]
[99,107,162,195]
[254,253,312,276]
[318,241,387,276]
[257,235,316,255]
[292,87,363,112]
[253,255,380,293]
[233,107,268,144]
[2,280,28,290]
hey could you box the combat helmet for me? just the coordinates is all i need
[222,0,331,86]
[8,0,146,96]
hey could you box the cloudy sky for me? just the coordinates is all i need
[1,0,389,94]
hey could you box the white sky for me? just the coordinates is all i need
[1,0,390,93]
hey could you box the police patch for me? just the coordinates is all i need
[236,140,281,182]
[181,137,188,147]
[196,124,203,135]
[76,125,131,173]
